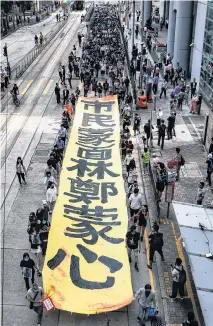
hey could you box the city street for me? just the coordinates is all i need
[1,1,213,326]
[1,5,163,326]
[1,8,63,70]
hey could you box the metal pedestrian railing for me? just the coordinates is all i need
[13,19,67,79]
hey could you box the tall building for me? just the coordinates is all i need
[199,1,213,103]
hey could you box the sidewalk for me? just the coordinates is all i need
[122,6,211,326]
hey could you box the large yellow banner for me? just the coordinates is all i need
[43,95,133,314]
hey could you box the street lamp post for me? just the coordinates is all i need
[132,0,135,51]
[139,0,144,89]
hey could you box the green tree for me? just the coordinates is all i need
[16,1,33,21]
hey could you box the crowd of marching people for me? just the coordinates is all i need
[15,3,202,326]
[17,102,72,325]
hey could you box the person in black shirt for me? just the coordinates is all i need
[20,253,38,291]
[158,120,167,150]
[167,113,175,140]
[147,224,165,269]
[38,220,50,256]
[126,225,140,272]
[47,154,58,173]
[209,137,213,154]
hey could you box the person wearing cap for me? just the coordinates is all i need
[36,201,49,222]
[206,153,213,186]
[126,225,140,272]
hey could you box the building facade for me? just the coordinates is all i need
[199,0,213,103]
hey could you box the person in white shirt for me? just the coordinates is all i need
[159,80,167,99]
[123,151,134,173]
[129,188,143,217]
[46,184,57,213]
[156,107,163,127]
[134,284,155,324]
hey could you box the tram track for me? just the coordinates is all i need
[0,14,80,153]
[0,12,84,213]
[0,13,76,116]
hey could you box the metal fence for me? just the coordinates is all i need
[13,19,67,79]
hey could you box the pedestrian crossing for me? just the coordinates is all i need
[17,78,56,97]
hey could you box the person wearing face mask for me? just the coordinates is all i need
[134,284,156,325]
[20,253,37,291]
[27,283,44,326]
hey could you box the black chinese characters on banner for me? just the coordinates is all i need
[47,98,124,289]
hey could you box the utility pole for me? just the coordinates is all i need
[140,0,144,89]
[132,0,135,51]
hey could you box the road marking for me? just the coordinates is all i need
[32,79,44,95]
[17,79,23,87]
[43,79,53,95]
[20,80,33,95]
[171,222,201,325]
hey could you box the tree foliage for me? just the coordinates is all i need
[1,1,13,14]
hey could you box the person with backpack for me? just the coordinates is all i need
[169,258,186,300]
[157,120,167,150]
[147,223,165,269]
[182,311,198,326]
[206,153,213,186]
[175,147,185,181]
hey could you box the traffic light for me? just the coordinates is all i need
[3,45,7,57]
